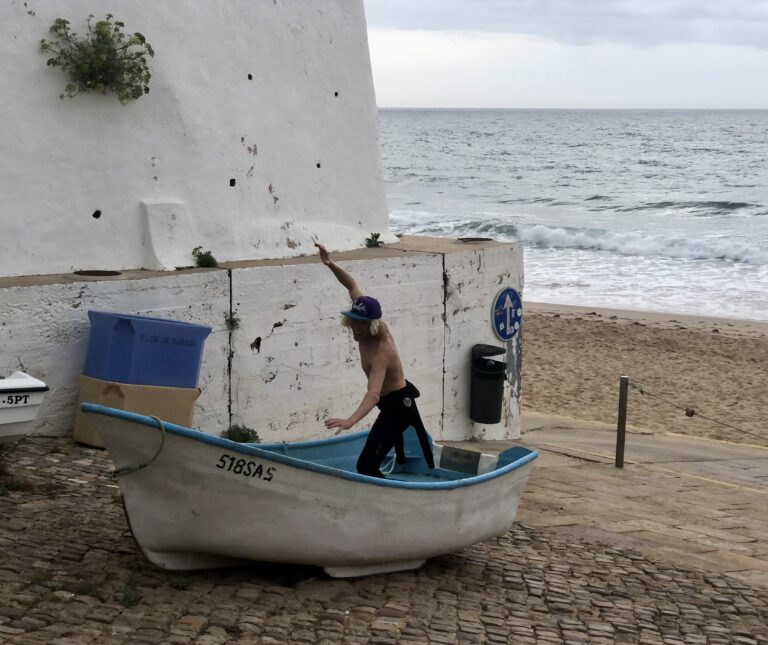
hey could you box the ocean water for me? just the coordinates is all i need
[378,109,768,322]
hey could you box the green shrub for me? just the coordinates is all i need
[192,246,218,268]
[221,425,260,443]
[365,232,382,248]
[40,14,154,103]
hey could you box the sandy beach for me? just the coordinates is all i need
[521,302,768,447]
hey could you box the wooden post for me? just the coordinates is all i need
[615,375,629,468]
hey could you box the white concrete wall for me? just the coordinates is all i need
[230,254,444,442]
[0,271,230,437]
[442,244,525,441]
[0,240,523,442]
[0,2,528,444]
[0,0,392,278]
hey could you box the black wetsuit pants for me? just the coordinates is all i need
[356,381,435,478]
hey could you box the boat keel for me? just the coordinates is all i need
[143,549,252,571]
[323,558,426,578]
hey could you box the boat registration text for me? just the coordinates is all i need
[216,454,275,481]
[0,394,31,405]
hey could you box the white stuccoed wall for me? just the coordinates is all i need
[0,238,523,441]
[442,243,525,440]
[0,270,230,437]
[0,1,526,442]
[230,252,445,441]
[0,0,392,278]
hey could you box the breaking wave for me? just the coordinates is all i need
[519,225,768,264]
[389,211,768,265]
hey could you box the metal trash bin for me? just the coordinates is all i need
[470,344,507,424]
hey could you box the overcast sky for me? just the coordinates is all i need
[363,0,768,108]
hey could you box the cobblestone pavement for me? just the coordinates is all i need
[511,420,768,590]
[1,439,767,645]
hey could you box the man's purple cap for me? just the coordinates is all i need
[341,296,382,320]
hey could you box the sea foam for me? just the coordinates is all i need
[390,211,768,265]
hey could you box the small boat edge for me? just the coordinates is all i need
[80,402,538,489]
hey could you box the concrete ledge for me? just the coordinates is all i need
[0,236,507,288]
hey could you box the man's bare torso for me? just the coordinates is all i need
[358,324,406,396]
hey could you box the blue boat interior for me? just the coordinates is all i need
[260,426,455,481]
[259,427,534,481]
[81,403,538,488]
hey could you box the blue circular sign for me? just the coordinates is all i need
[492,288,522,341]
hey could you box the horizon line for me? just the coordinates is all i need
[377,106,768,111]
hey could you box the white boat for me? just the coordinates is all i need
[0,372,49,441]
[81,402,538,578]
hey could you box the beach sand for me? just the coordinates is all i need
[521,303,768,447]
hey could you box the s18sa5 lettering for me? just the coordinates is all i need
[215,454,274,481]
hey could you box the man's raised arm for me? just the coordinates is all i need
[315,242,363,300]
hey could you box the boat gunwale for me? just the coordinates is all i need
[1,372,49,393]
[0,385,49,393]
[81,403,538,489]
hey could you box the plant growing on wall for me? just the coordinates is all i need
[192,246,218,268]
[40,14,154,103]
[221,425,260,443]
[365,232,382,248]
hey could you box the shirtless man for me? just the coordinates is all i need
[316,242,434,478]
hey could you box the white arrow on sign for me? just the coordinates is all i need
[504,293,514,332]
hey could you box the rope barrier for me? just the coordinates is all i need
[628,382,767,443]
[113,416,166,477]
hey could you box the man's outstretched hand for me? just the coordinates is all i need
[315,242,332,266]
[325,417,353,435]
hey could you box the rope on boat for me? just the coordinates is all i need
[381,454,396,476]
[628,382,766,443]
[113,416,167,477]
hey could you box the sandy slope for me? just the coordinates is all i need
[521,303,768,447]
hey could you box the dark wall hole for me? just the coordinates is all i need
[316,163,321,168]
[334,91,339,97]
[230,179,236,187]
[92,210,102,219]
[74,270,122,276]
[248,73,253,80]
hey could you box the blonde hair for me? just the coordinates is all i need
[341,317,384,338]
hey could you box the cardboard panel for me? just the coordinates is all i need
[74,375,200,448]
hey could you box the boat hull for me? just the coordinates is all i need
[87,405,536,577]
[0,372,48,441]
